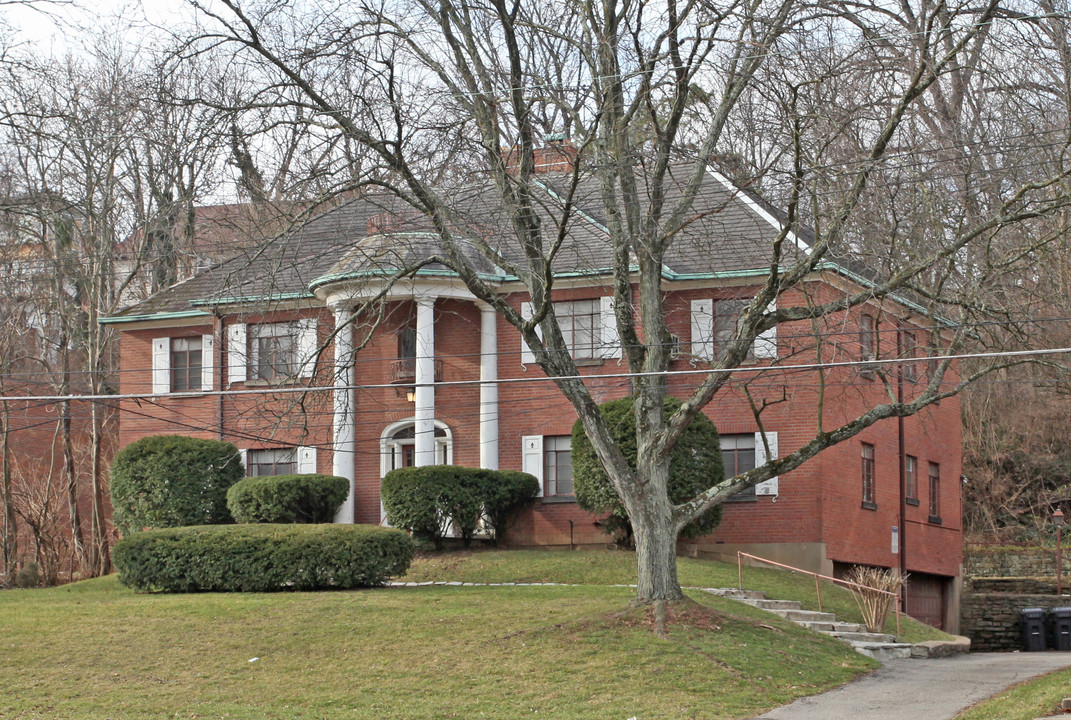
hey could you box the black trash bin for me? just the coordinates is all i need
[1052,607,1071,651]
[1022,607,1047,651]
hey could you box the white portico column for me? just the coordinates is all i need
[479,304,499,469]
[332,306,356,523]
[414,297,437,466]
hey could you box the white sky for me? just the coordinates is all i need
[1,0,199,55]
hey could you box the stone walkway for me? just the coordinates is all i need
[750,652,1071,720]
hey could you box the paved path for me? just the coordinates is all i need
[751,652,1071,720]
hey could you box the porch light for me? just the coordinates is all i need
[406,389,416,403]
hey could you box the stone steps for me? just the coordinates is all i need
[707,588,913,661]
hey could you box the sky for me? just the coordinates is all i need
[1,0,198,54]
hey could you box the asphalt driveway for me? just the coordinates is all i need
[751,652,1071,720]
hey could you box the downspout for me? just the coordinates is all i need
[215,312,224,441]
[897,324,907,609]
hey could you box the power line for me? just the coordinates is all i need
[0,344,1067,404]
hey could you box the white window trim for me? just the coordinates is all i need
[691,297,777,361]
[522,434,544,497]
[227,323,247,385]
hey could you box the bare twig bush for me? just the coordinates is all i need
[845,566,908,634]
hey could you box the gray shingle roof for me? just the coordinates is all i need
[107,165,806,319]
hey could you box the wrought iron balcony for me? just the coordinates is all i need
[390,358,443,384]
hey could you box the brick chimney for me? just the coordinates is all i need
[503,134,577,175]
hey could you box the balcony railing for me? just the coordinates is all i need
[390,358,443,384]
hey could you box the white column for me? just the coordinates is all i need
[479,304,499,469]
[414,297,436,466]
[332,306,356,523]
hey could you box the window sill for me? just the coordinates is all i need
[928,515,942,525]
[861,501,878,511]
[724,495,759,503]
[162,390,209,398]
[906,498,920,507]
[572,358,604,367]
[541,495,576,504]
[239,377,309,387]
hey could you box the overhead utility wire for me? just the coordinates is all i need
[3,345,1069,404]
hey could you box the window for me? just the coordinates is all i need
[905,455,919,505]
[152,334,213,394]
[928,462,941,523]
[543,435,574,497]
[860,314,878,364]
[555,300,600,360]
[247,448,296,476]
[250,323,297,380]
[170,337,202,392]
[902,331,917,382]
[715,299,751,360]
[722,434,757,500]
[861,443,876,508]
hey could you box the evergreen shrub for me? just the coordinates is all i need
[112,524,414,592]
[109,435,243,535]
[572,396,724,544]
[227,474,349,523]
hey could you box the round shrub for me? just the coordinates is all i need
[109,435,244,535]
[227,474,350,524]
[380,466,539,548]
[112,524,414,592]
[381,466,485,548]
[572,396,723,543]
[481,470,539,545]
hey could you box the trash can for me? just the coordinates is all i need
[1022,608,1047,651]
[1052,607,1071,651]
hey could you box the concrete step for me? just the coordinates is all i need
[796,620,868,633]
[740,598,802,611]
[772,609,838,624]
[708,588,767,600]
[830,631,897,643]
[851,641,914,661]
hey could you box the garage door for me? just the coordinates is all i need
[905,573,946,630]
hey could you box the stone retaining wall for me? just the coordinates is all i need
[961,593,1071,652]
[966,546,1057,577]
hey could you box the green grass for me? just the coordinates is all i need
[403,548,953,644]
[0,550,888,720]
[954,666,1071,720]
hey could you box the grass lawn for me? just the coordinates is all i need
[954,666,1071,719]
[404,548,953,644]
[0,548,940,719]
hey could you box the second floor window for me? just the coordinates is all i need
[555,300,600,360]
[170,337,203,392]
[721,434,757,500]
[251,323,297,380]
[860,314,878,364]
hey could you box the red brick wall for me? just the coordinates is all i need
[113,277,963,578]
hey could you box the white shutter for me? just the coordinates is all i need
[600,296,622,359]
[227,323,247,384]
[753,298,778,359]
[520,301,538,365]
[522,435,544,497]
[238,448,249,476]
[297,446,317,474]
[152,338,170,394]
[297,318,319,378]
[690,299,714,360]
[200,334,214,391]
[754,430,779,496]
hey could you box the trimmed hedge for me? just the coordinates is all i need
[112,524,414,592]
[572,396,723,543]
[110,435,244,535]
[227,474,350,524]
[380,466,538,548]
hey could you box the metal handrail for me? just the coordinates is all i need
[737,551,901,637]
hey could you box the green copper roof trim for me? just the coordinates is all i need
[308,267,509,291]
[99,309,212,325]
[189,291,315,307]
